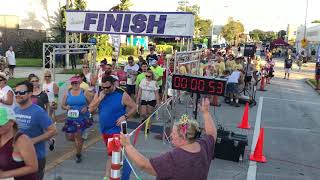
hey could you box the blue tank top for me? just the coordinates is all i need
[66,90,88,121]
[99,89,126,134]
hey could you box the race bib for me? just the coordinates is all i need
[67,110,79,119]
[127,77,133,85]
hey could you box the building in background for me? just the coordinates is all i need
[295,24,320,57]
[211,25,226,45]
[286,24,298,45]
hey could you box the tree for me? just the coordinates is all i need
[176,1,212,37]
[312,20,320,23]
[264,31,277,42]
[111,0,133,11]
[221,17,244,45]
[249,29,265,42]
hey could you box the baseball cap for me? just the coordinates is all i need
[0,107,16,126]
[100,59,107,66]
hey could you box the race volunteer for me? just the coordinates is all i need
[88,76,136,179]
[120,98,217,180]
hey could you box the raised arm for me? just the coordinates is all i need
[199,98,217,139]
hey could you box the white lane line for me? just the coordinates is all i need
[247,96,264,180]
[263,96,320,105]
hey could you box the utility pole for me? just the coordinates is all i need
[65,0,70,69]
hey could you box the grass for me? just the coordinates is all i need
[57,69,82,74]
[7,78,28,88]
[16,58,42,67]
[309,79,317,86]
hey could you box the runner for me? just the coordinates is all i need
[265,58,275,84]
[29,74,56,151]
[136,69,160,132]
[82,63,96,90]
[14,81,57,180]
[42,69,59,122]
[96,59,108,87]
[124,56,139,99]
[150,60,164,96]
[135,62,148,97]
[146,47,158,65]
[61,76,93,163]
[0,72,15,109]
[284,57,293,80]
[120,98,217,180]
[88,76,136,179]
[0,107,38,180]
[315,62,320,90]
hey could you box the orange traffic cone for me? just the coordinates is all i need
[237,103,250,129]
[250,128,267,163]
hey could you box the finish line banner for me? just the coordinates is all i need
[66,10,194,37]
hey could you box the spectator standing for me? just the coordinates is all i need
[14,81,57,180]
[225,69,242,107]
[120,98,217,180]
[42,69,59,122]
[5,46,16,78]
[0,72,15,109]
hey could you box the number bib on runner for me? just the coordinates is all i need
[67,110,79,119]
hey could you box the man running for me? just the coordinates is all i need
[89,76,137,180]
[14,81,57,180]
[284,57,293,80]
[124,56,139,99]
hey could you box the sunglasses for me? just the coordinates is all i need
[102,85,112,89]
[31,80,39,83]
[146,75,152,78]
[45,75,51,78]
[14,90,29,96]
[71,82,79,85]
[83,66,89,69]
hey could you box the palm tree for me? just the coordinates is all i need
[110,0,133,11]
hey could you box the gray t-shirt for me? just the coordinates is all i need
[150,135,215,180]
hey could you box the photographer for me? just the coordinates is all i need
[120,98,217,180]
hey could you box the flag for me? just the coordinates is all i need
[57,81,66,87]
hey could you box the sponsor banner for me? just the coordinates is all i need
[66,10,194,37]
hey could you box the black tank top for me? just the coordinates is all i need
[0,133,37,180]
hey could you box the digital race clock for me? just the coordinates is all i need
[171,74,226,96]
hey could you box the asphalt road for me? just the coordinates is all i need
[13,58,320,180]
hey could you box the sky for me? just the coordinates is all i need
[0,0,319,31]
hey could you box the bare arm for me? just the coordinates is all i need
[200,98,217,139]
[0,135,38,179]
[31,124,57,145]
[136,88,142,104]
[155,89,160,105]
[122,92,137,118]
[61,92,70,110]
[120,134,157,176]
[89,92,104,113]
[53,83,59,96]
[0,91,13,105]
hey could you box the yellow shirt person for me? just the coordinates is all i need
[215,61,225,77]
[233,63,243,71]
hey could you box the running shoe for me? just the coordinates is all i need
[75,154,82,163]
[49,138,55,151]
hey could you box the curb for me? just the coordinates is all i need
[305,79,320,95]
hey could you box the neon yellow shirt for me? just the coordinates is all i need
[150,66,164,86]
[135,73,146,86]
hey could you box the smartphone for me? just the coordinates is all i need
[121,121,127,134]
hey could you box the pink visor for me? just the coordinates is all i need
[69,76,81,83]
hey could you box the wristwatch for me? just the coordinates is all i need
[124,114,128,120]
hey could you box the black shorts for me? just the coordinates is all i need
[126,85,136,95]
[245,76,252,83]
[141,100,157,107]
[8,65,16,69]
[159,85,163,94]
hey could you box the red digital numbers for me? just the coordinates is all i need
[173,76,181,88]
[208,81,215,94]
[181,77,188,89]
[216,82,224,95]
[190,79,197,91]
[198,79,205,91]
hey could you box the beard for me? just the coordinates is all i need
[17,98,29,106]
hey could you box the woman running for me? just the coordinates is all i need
[61,76,93,163]
[136,70,160,132]
[42,69,59,121]
[0,107,38,180]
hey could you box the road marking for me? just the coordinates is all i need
[247,96,264,180]
[264,96,320,105]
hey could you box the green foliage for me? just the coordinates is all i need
[176,1,212,37]
[95,34,113,57]
[16,39,44,58]
[7,78,28,88]
[249,29,277,42]
[156,45,173,54]
[120,46,138,56]
[312,20,320,23]
[221,17,245,44]
[111,0,133,11]
[264,31,277,42]
[16,58,42,67]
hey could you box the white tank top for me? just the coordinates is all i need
[0,85,15,109]
[42,82,55,102]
